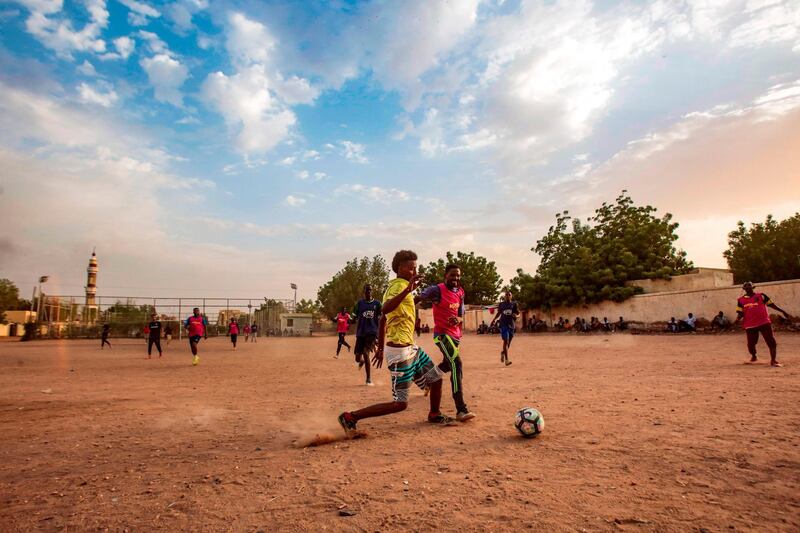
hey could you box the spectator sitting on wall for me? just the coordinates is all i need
[581,318,591,332]
[615,317,627,331]
[679,313,697,332]
[478,321,488,334]
[555,317,565,330]
[602,317,612,331]
[574,316,582,332]
[563,318,572,330]
[711,311,730,331]
[589,317,600,331]
[667,317,679,333]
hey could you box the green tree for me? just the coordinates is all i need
[0,278,21,324]
[723,213,800,283]
[105,300,155,324]
[521,192,693,308]
[295,298,322,318]
[418,251,502,305]
[317,256,390,319]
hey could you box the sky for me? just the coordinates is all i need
[1,0,799,302]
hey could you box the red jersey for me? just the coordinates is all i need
[228,322,239,335]
[336,313,351,333]
[737,292,773,329]
[432,283,465,339]
[186,315,206,337]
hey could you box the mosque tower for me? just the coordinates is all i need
[85,249,98,322]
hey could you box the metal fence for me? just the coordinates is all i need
[33,295,296,340]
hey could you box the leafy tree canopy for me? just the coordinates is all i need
[723,213,800,283]
[519,191,693,308]
[418,251,502,305]
[295,298,322,318]
[317,256,390,319]
[0,278,21,324]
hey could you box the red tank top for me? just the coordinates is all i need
[433,283,464,339]
[738,293,771,329]
[187,316,205,336]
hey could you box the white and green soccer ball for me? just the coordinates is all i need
[514,407,544,438]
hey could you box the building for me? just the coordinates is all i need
[280,313,313,336]
[85,250,99,323]
[0,311,37,337]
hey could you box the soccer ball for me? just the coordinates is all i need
[514,407,544,438]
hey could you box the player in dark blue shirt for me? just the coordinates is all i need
[490,291,519,366]
[352,284,382,386]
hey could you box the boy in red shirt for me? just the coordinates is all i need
[735,281,791,366]
[334,307,352,358]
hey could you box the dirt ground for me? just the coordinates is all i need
[0,332,798,532]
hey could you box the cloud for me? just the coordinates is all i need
[278,156,296,166]
[118,0,160,26]
[335,184,409,204]
[294,170,308,179]
[99,35,135,60]
[140,53,189,106]
[285,195,306,207]
[77,60,97,76]
[137,30,167,54]
[302,150,320,160]
[203,66,296,153]
[201,12,319,155]
[22,0,108,58]
[165,0,208,33]
[339,140,367,163]
[77,81,118,107]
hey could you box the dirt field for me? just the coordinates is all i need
[1,332,799,532]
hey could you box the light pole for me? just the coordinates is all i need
[290,283,297,310]
[37,275,49,322]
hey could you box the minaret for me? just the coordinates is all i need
[85,249,98,322]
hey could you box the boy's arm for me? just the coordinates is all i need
[373,314,387,368]
[764,295,790,318]
[382,276,421,315]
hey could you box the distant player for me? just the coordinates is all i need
[164,324,173,345]
[418,263,476,421]
[338,250,454,436]
[147,313,162,359]
[334,307,351,358]
[101,323,111,349]
[250,323,258,343]
[184,307,208,366]
[352,284,381,386]
[735,281,791,367]
[228,318,239,350]
[244,323,251,342]
[491,291,519,365]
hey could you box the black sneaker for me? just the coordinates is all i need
[338,412,358,435]
[427,413,457,426]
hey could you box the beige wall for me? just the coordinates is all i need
[0,311,36,337]
[627,268,734,294]
[548,278,800,325]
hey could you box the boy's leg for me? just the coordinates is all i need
[434,335,467,413]
[147,338,153,357]
[336,333,344,356]
[761,324,779,364]
[155,338,162,356]
[745,327,759,361]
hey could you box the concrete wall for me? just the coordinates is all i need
[627,268,734,294]
[548,278,800,325]
[0,311,36,337]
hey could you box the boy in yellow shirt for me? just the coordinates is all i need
[338,250,455,434]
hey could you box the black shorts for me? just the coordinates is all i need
[354,334,377,356]
[189,335,202,344]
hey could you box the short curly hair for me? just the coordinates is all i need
[391,250,418,273]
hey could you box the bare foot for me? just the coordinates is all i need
[771,361,783,367]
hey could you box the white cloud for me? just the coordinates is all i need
[294,170,309,180]
[302,150,320,160]
[285,195,306,207]
[140,54,189,106]
[335,184,409,204]
[165,0,207,33]
[100,35,135,60]
[138,30,168,54]
[77,81,118,107]
[119,0,159,26]
[201,12,318,155]
[278,156,296,166]
[22,0,108,58]
[202,66,296,153]
[77,60,97,76]
[339,140,367,163]
[313,172,327,181]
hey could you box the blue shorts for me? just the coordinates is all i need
[500,326,515,341]
[189,335,202,344]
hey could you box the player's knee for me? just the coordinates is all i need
[393,401,408,412]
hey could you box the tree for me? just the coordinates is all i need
[418,251,502,305]
[723,213,800,283]
[105,300,155,324]
[521,192,693,308]
[317,256,390,319]
[0,278,21,324]
[295,298,322,318]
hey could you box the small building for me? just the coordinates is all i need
[279,313,313,336]
[0,311,37,337]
